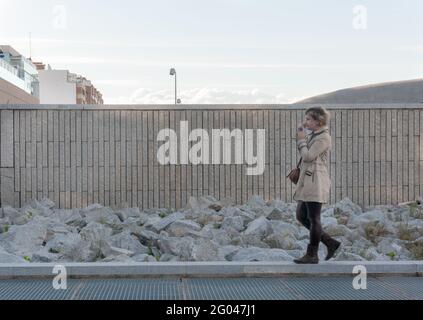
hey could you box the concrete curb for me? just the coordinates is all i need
[0,261,422,279]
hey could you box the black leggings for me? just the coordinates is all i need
[296,201,323,246]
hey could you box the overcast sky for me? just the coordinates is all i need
[1,0,422,104]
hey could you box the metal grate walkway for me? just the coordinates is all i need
[0,276,422,300]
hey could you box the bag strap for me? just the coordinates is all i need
[296,157,302,168]
[309,128,329,141]
[297,128,328,169]
[306,128,329,149]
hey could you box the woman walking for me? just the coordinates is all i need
[292,107,341,264]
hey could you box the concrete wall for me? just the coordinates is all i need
[0,104,422,209]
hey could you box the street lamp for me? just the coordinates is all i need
[169,68,177,105]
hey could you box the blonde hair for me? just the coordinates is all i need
[305,106,331,127]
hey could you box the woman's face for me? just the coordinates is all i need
[303,114,321,131]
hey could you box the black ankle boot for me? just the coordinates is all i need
[293,244,319,264]
[321,233,341,261]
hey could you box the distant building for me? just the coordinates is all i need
[36,64,103,105]
[76,76,104,105]
[0,45,39,104]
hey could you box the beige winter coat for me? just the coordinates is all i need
[292,126,332,204]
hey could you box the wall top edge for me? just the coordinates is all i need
[1,103,423,111]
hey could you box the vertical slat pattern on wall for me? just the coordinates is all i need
[13,110,20,207]
[329,108,335,204]
[363,109,370,207]
[0,106,422,209]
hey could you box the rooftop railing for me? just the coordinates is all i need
[0,58,19,77]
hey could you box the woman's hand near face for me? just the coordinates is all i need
[297,125,306,140]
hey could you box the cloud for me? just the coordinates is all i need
[94,79,144,87]
[397,45,423,53]
[38,55,394,70]
[1,37,207,49]
[1,37,335,50]
[106,87,297,104]
[33,54,392,70]
[39,56,340,69]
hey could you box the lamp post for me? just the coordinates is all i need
[169,68,177,105]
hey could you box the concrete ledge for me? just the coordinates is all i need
[1,103,423,111]
[0,261,421,279]
[417,262,423,276]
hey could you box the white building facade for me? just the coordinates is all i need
[0,45,39,104]
[38,69,77,104]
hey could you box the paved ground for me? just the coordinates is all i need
[1,276,422,300]
[1,262,422,300]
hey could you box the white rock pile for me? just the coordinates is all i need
[0,196,422,263]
